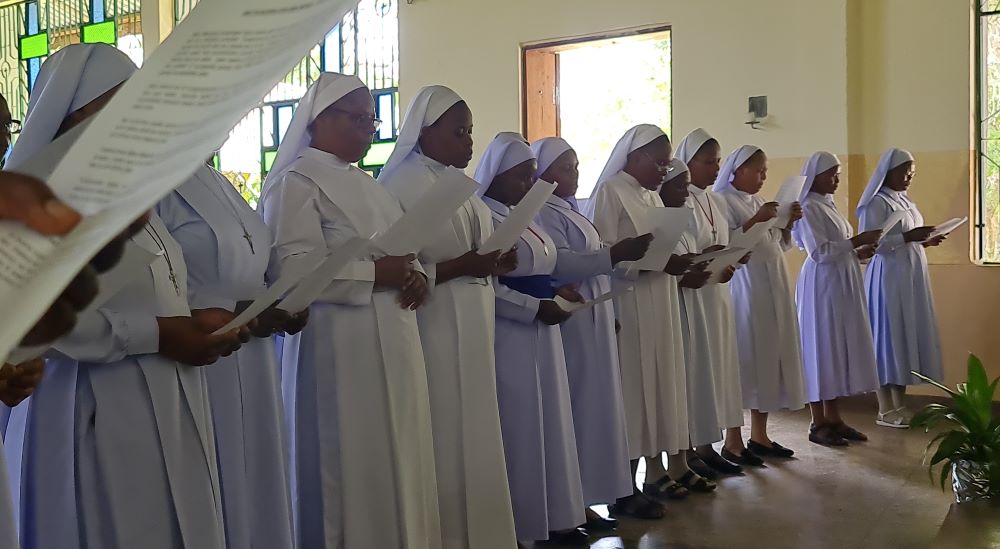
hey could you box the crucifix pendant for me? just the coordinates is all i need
[243,231,256,255]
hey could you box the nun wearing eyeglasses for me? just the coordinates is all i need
[156,157,310,547]
[475,134,587,546]
[713,145,806,464]
[3,44,244,549]
[857,148,944,429]
[794,151,881,447]
[379,86,517,549]
[259,73,440,549]
[532,136,652,533]
[585,124,692,520]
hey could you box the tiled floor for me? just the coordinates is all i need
[533,395,957,549]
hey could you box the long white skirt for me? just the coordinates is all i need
[703,285,745,430]
[561,274,633,505]
[615,272,688,458]
[415,278,516,549]
[678,286,723,446]
[7,356,225,549]
[282,295,440,549]
[495,316,584,541]
[205,337,294,549]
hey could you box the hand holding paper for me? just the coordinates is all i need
[928,216,968,240]
[631,207,693,272]
[554,286,632,313]
[480,180,557,254]
[773,176,808,227]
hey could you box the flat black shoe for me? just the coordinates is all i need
[544,527,589,546]
[686,454,718,480]
[583,515,617,532]
[809,424,848,447]
[721,446,764,467]
[748,439,795,458]
[677,470,717,493]
[698,449,744,475]
[609,493,666,520]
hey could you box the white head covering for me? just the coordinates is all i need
[377,85,463,183]
[495,131,528,145]
[593,124,667,190]
[472,133,536,196]
[259,72,367,202]
[855,148,914,216]
[530,137,573,179]
[799,151,840,202]
[674,127,715,165]
[713,145,762,193]
[664,157,689,182]
[6,43,136,170]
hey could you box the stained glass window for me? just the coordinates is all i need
[176,0,400,208]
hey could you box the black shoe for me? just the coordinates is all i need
[677,470,717,493]
[686,454,718,480]
[544,527,589,546]
[698,449,744,475]
[809,424,848,447]
[583,514,617,532]
[609,493,666,519]
[721,446,765,467]
[748,439,795,458]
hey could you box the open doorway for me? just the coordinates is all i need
[523,27,672,199]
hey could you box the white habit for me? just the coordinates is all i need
[260,74,440,549]
[587,124,688,458]
[157,165,294,549]
[476,135,584,541]
[714,146,807,412]
[3,44,225,549]
[856,148,944,386]
[379,86,516,549]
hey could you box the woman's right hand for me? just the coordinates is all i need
[850,229,883,248]
[751,202,780,224]
[157,311,243,366]
[375,254,416,289]
[458,249,505,278]
[904,226,936,243]
[536,300,572,326]
[610,233,654,265]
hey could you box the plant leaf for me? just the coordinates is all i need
[931,431,969,466]
[912,370,958,396]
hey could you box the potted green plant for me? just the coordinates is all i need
[910,354,1000,503]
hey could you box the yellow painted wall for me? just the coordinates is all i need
[398,0,996,391]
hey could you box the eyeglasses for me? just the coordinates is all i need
[2,120,21,134]
[643,151,674,173]
[329,108,382,131]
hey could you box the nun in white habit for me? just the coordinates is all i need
[673,129,745,476]
[713,145,807,464]
[793,152,881,446]
[857,148,944,428]
[474,134,588,545]
[259,73,440,549]
[157,162,304,548]
[378,86,517,549]
[532,136,651,530]
[3,44,240,549]
[586,124,690,518]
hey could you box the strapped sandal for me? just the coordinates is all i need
[642,475,690,500]
[609,494,665,520]
[876,407,910,429]
[834,422,869,441]
[678,470,717,493]
[808,424,848,447]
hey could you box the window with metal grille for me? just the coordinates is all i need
[176,0,399,207]
[0,0,142,159]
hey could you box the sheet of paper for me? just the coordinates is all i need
[0,0,358,361]
[729,219,776,250]
[212,248,329,335]
[774,176,808,227]
[276,237,371,313]
[554,287,632,313]
[374,171,478,256]
[479,180,557,254]
[5,241,158,364]
[631,207,694,272]
[929,216,968,239]
[705,247,754,284]
[690,246,746,264]
[879,210,908,236]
